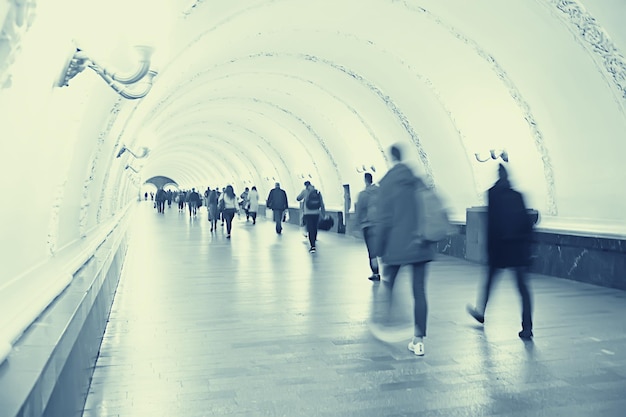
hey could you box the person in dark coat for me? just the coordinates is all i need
[467,163,534,339]
[355,172,381,281]
[155,188,166,213]
[371,144,435,356]
[266,182,288,234]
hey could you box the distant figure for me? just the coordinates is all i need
[220,187,226,226]
[187,188,201,217]
[221,185,238,238]
[296,180,326,253]
[155,188,167,213]
[266,182,289,234]
[355,172,380,281]
[166,190,173,207]
[144,192,148,201]
[177,191,186,211]
[240,187,250,220]
[371,144,434,356]
[467,163,535,339]
[207,188,219,232]
[248,186,259,225]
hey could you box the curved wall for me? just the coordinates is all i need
[0,0,625,356]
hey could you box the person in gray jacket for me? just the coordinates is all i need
[372,144,435,356]
[355,172,381,281]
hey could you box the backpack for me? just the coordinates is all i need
[306,189,322,210]
[415,186,450,242]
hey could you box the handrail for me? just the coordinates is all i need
[0,204,133,364]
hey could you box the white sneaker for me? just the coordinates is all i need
[408,340,425,356]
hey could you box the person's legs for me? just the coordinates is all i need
[478,266,498,315]
[410,263,428,338]
[305,214,319,249]
[225,210,234,236]
[363,227,380,280]
[302,214,315,248]
[210,208,218,230]
[468,265,499,324]
[273,210,282,233]
[375,264,400,324]
[515,266,533,338]
[251,211,257,224]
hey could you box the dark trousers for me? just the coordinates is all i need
[303,214,320,248]
[156,201,165,213]
[379,263,428,337]
[362,227,379,275]
[478,266,533,331]
[188,202,197,216]
[272,210,283,233]
[223,209,236,234]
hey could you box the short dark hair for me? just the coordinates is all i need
[364,172,373,183]
[304,180,311,186]
[390,144,402,161]
[498,163,509,179]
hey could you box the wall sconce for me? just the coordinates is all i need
[355,165,376,173]
[474,149,509,163]
[58,45,158,100]
[117,145,150,159]
[125,164,140,173]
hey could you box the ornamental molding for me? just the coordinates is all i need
[80,101,122,237]
[0,0,37,88]
[546,0,626,104]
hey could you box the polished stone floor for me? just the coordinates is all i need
[82,201,626,417]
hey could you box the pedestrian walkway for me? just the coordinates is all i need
[82,201,626,417]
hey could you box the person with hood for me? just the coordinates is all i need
[296,180,326,253]
[355,172,381,281]
[372,144,434,356]
[467,163,534,339]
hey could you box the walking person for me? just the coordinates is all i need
[247,186,260,225]
[371,144,434,356]
[296,180,326,253]
[240,187,250,220]
[221,185,238,238]
[155,187,166,213]
[187,188,201,217]
[207,188,219,232]
[266,182,289,234]
[177,190,186,212]
[466,163,535,339]
[355,172,381,281]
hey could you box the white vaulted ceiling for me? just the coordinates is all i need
[2,0,625,235]
[112,0,626,231]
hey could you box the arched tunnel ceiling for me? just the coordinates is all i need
[115,0,626,224]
